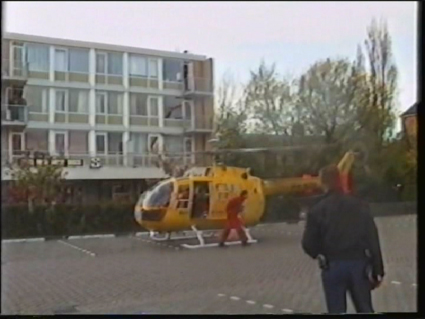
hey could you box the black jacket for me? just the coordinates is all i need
[301,191,385,277]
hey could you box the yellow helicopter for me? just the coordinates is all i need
[134,146,358,249]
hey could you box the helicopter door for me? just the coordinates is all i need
[175,181,192,217]
[191,181,210,219]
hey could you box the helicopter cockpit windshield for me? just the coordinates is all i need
[142,180,174,209]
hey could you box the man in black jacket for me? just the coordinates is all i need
[301,165,384,314]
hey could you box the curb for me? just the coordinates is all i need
[2,237,46,244]
[2,232,148,244]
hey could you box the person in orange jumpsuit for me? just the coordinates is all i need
[219,190,249,247]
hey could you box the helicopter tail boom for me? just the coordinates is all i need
[263,151,357,197]
[263,176,322,197]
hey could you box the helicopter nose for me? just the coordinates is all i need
[134,207,167,223]
[134,206,143,224]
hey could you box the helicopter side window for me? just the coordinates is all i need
[177,185,190,209]
[191,182,210,219]
[216,183,230,201]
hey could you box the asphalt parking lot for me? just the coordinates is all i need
[1,215,417,314]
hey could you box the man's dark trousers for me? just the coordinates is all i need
[321,259,374,313]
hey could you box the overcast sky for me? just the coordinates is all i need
[4,1,417,114]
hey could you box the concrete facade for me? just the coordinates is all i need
[1,33,215,202]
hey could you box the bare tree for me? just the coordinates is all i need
[355,18,398,148]
[297,58,362,143]
[244,61,296,136]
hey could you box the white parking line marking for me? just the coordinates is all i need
[58,240,96,257]
[246,300,256,305]
[217,293,226,297]
[391,281,401,285]
[282,308,294,313]
[68,234,115,240]
[263,304,274,309]
[412,283,417,287]
[230,296,240,301]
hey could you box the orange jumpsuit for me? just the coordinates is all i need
[219,196,248,244]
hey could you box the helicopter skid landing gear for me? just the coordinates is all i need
[181,226,257,249]
[149,231,170,241]
[148,230,215,242]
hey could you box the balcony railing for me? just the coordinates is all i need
[163,80,184,91]
[184,77,213,95]
[1,151,213,170]
[1,105,29,124]
[54,70,89,83]
[164,118,191,128]
[192,117,214,131]
[2,58,29,79]
[129,75,159,89]
[2,86,29,124]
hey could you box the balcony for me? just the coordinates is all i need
[184,77,213,97]
[129,76,159,90]
[2,59,29,85]
[164,118,191,129]
[1,105,28,127]
[55,70,89,83]
[163,80,184,91]
[186,117,214,133]
[1,86,29,127]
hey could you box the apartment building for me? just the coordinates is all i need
[1,32,214,203]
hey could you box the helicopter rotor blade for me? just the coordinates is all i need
[158,143,339,157]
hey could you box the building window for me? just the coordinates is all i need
[96,91,123,115]
[129,55,158,79]
[96,133,107,154]
[163,59,183,82]
[130,93,148,116]
[96,52,123,76]
[95,133,123,156]
[183,101,192,120]
[69,48,89,73]
[131,133,148,154]
[55,90,67,112]
[164,136,183,154]
[69,131,89,154]
[149,59,158,78]
[148,96,159,117]
[184,137,193,154]
[129,55,147,77]
[54,49,67,72]
[26,43,49,72]
[96,92,107,114]
[96,53,107,74]
[11,133,24,154]
[148,134,161,153]
[24,86,49,113]
[163,96,182,119]
[54,132,67,156]
[107,52,123,75]
[69,90,89,113]
[107,92,123,114]
[108,133,123,154]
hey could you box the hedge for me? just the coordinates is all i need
[1,200,417,240]
[2,202,143,240]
